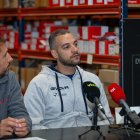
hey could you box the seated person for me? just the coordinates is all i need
[24,29,114,130]
[0,37,32,138]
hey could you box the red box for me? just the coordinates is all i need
[107,0,120,5]
[94,0,104,5]
[99,40,114,55]
[78,0,95,6]
[36,38,47,51]
[82,26,101,40]
[78,0,88,5]
[49,26,68,33]
[78,26,82,39]
[50,0,60,7]
[128,0,140,4]
[128,0,139,4]
[24,32,31,39]
[21,43,30,50]
[65,0,73,6]
[88,39,99,54]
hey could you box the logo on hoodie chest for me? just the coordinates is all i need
[50,86,69,97]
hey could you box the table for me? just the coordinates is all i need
[4,125,140,140]
[28,125,140,140]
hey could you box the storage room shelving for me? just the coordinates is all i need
[1,2,140,67]
[0,4,121,66]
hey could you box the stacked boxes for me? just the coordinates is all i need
[0,26,19,49]
[99,69,119,108]
[128,0,140,4]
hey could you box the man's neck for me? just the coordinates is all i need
[55,65,76,75]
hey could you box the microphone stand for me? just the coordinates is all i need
[79,98,105,139]
[119,109,131,137]
[124,115,131,137]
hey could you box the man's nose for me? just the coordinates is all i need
[8,53,13,63]
[71,45,79,52]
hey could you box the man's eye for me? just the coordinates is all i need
[74,42,78,47]
[63,45,70,49]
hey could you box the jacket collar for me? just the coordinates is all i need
[0,71,8,84]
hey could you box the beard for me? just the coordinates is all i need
[58,54,81,67]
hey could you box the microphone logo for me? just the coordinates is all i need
[86,83,96,87]
[110,87,116,93]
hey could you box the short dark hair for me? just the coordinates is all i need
[48,29,70,50]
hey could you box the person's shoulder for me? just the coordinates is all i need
[77,66,100,82]
[7,70,17,80]
[8,70,16,76]
[78,66,98,77]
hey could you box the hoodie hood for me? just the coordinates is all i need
[40,65,84,78]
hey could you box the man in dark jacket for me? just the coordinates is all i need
[0,37,32,138]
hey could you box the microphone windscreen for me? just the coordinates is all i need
[108,83,126,104]
[83,81,100,103]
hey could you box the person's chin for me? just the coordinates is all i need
[73,60,80,65]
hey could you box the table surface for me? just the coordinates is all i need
[28,125,140,140]
[4,125,140,140]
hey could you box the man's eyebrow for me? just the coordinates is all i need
[61,43,69,48]
[74,40,78,44]
[61,40,78,48]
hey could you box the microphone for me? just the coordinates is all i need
[108,83,140,129]
[83,81,105,114]
[108,83,131,114]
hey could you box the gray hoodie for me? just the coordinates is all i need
[24,66,113,130]
[0,70,32,131]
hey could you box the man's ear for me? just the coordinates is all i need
[51,50,58,59]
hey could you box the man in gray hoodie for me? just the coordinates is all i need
[0,37,32,138]
[24,29,114,130]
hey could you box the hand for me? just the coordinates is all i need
[0,117,17,138]
[14,118,29,137]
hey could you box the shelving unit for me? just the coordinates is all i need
[9,49,119,66]
[128,4,140,18]
[0,8,18,17]
[4,4,121,67]
[2,2,140,68]
[20,5,120,17]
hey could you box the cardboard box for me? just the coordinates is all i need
[26,68,38,88]
[99,69,119,83]
[0,0,4,8]
[102,81,119,107]
[10,0,18,8]
[106,92,119,107]
[40,0,50,7]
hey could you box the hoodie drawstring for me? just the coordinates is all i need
[55,67,88,114]
[55,72,64,112]
[76,67,88,115]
